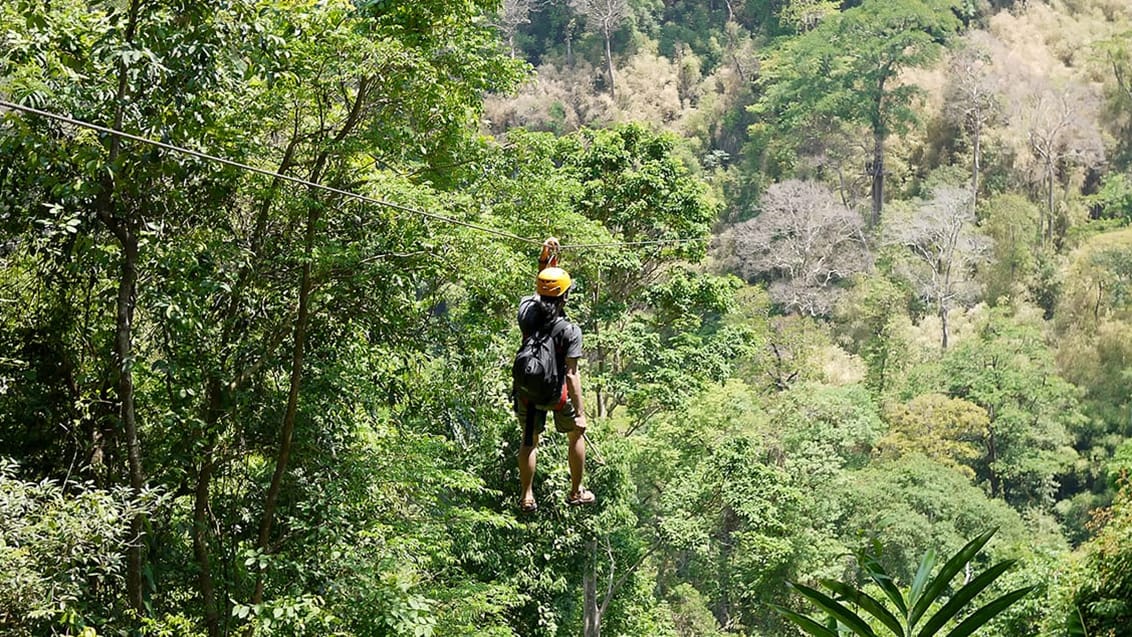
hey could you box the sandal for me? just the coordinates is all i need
[519,498,538,513]
[566,488,596,506]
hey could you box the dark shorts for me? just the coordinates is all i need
[515,396,580,447]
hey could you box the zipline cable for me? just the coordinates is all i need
[0,99,537,244]
[0,99,708,251]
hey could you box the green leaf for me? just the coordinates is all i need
[915,561,1015,637]
[789,582,880,637]
[943,587,1036,637]
[771,604,841,637]
[909,528,997,627]
[908,549,937,613]
[822,579,905,637]
[1066,604,1089,637]
[860,550,909,617]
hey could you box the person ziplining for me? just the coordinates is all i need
[512,238,595,513]
[0,100,707,517]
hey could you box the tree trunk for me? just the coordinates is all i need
[251,202,317,607]
[249,78,368,611]
[939,299,949,351]
[584,539,601,637]
[98,0,146,614]
[872,335,890,394]
[117,233,145,613]
[971,121,981,213]
[712,508,737,628]
[194,372,233,637]
[593,275,608,418]
[603,28,616,100]
[196,133,296,633]
[566,20,575,65]
[870,129,885,227]
[193,439,219,637]
[1045,158,1055,245]
[986,415,1000,498]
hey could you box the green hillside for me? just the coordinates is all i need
[1,0,1130,635]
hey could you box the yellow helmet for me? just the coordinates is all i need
[536,267,572,298]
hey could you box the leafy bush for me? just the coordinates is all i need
[1086,173,1132,224]
[0,458,159,635]
[1068,481,1132,637]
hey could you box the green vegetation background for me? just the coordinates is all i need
[1,0,1131,635]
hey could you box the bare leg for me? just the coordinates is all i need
[519,432,539,506]
[567,429,585,497]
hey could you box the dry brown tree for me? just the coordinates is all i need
[732,179,871,316]
[885,184,991,350]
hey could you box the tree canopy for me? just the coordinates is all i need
[3,0,1132,635]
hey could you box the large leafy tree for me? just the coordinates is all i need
[540,124,720,420]
[830,455,1030,583]
[756,0,961,224]
[654,428,807,635]
[979,193,1043,305]
[2,0,528,633]
[2,0,253,613]
[1052,228,1132,508]
[939,308,1083,507]
[877,393,988,479]
[833,274,915,395]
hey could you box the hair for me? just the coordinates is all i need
[535,292,567,323]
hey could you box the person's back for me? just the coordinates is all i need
[514,295,580,408]
[513,239,593,512]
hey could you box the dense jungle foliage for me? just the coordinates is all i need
[2,0,1132,635]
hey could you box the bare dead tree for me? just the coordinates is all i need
[569,0,629,99]
[1013,79,1105,244]
[491,0,546,58]
[732,179,871,316]
[722,20,759,85]
[943,33,1002,212]
[885,185,991,350]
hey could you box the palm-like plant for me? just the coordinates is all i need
[774,529,1034,637]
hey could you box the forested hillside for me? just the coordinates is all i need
[1,0,1131,635]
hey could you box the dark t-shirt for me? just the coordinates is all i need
[517,296,583,380]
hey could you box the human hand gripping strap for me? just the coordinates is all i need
[539,237,560,271]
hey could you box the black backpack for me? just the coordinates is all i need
[512,316,563,406]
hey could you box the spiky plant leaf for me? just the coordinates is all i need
[789,581,880,637]
[943,587,1036,637]
[908,549,937,613]
[771,604,841,637]
[859,550,909,617]
[822,579,906,637]
[909,529,997,627]
[914,561,1015,637]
